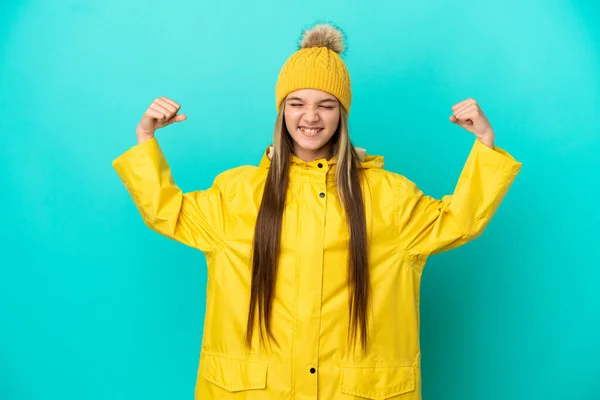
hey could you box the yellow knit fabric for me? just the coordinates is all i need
[275,46,352,113]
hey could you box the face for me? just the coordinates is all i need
[284,89,341,162]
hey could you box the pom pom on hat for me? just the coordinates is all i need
[299,23,346,55]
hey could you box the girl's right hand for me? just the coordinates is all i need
[136,97,187,143]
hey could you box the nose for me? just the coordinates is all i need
[303,108,320,124]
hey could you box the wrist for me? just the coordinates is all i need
[136,129,155,144]
[477,130,495,149]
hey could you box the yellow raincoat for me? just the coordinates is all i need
[113,137,521,400]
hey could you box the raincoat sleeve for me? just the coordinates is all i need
[112,137,225,254]
[397,139,522,258]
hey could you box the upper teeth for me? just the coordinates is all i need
[301,127,321,134]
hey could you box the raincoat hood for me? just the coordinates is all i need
[259,145,385,170]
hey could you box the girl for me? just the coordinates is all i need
[113,23,521,400]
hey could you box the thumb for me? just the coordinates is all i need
[168,114,187,124]
[449,115,459,124]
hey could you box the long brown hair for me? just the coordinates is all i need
[246,102,369,350]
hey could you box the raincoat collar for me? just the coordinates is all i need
[258,145,385,170]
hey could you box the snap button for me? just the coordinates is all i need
[319,192,325,198]
[318,163,323,168]
[310,368,316,374]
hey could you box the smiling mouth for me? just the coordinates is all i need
[299,127,323,136]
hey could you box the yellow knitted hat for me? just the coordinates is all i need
[275,23,352,113]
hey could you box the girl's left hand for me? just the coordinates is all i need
[449,98,495,148]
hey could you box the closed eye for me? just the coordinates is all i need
[288,103,334,109]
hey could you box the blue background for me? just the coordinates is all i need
[1,0,599,399]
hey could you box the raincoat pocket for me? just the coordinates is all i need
[202,353,268,392]
[340,362,415,399]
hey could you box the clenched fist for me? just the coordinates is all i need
[136,97,187,143]
[449,98,495,149]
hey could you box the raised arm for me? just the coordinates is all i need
[397,99,522,258]
[112,97,226,254]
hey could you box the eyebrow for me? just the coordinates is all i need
[286,97,338,103]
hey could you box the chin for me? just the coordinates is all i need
[292,131,329,147]
[294,138,327,151]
